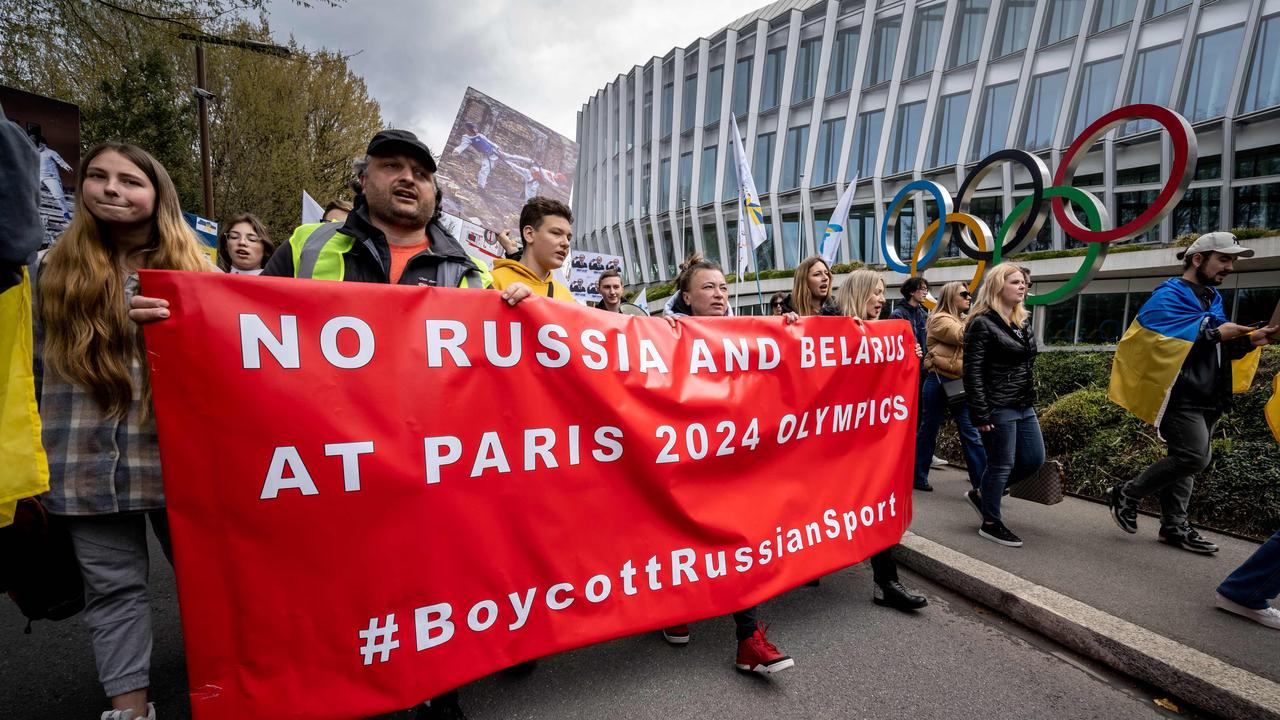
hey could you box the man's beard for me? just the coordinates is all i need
[1195,264,1223,286]
[366,183,430,229]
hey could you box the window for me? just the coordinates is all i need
[677,151,693,206]
[1022,70,1069,150]
[1172,186,1220,237]
[1115,190,1160,244]
[754,132,776,193]
[701,223,722,266]
[1241,15,1280,114]
[848,110,884,178]
[948,0,990,68]
[626,169,634,219]
[907,4,946,77]
[994,0,1036,56]
[827,28,859,96]
[755,223,777,272]
[1236,287,1280,326]
[705,65,724,125]
[1233,184,1280,229]
[1078,294,1127,344]
[661,80,674,137]
[699,146,717,204]
[627,228,644,283]
[641,162,651,214]
[681,74,698,132]
[865,17,901,86]
[1236,145,1280,179]
[1124,43,1179,134]
[781,214,802,269]
[723,149,738,197]
[1183,26,1245,123]
[814,118,846,185]
[972,82,1016,160]
[643,88,653,140]
[1093,0,1136,33]
[792,38,821,103]
[1074,57,1122,135]
[781,126,810,190]
[1041,0,1085,46]
[930,92,970,168]
[625,91,634,151]
[1116,164,1159,185]
[660,229,677,280]
[889,101,925,174]
[760,47,786,110]
[966,196,1003,257]
[1146,0,1190,19]
[732,57,753,117]
[658,157,671,211]
[1043,297,1079,345]
[1013,194,1053,250]
[848,205,876,262]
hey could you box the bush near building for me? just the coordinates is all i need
[936,347,1280,540]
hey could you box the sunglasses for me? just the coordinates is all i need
[959,292,971,299]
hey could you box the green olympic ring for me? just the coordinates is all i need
[996,186,1109,306]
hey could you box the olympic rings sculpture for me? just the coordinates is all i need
[879,104,1197,306]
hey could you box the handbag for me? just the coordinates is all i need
[0,498,85,629]
[935,373,966,403]
[1008,459,1065,506]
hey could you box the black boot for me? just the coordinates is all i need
[873,580,928,611]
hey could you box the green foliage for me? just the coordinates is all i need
[1033,351,1113,403]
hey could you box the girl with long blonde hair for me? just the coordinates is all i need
[33,141,208,720]
[962,263,1044,548]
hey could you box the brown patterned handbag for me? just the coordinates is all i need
[1008,459,1065,505]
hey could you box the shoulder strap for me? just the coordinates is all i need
[295,223,345,279]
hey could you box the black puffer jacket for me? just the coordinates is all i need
[963,310,1037,426]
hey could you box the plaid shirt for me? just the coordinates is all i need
[32,271,164,516]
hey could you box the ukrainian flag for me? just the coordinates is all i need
[1266,372,1280,444]
[0,268,48,526]
[1110,278,1261,426]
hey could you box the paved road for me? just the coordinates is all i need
[3,530,1200,720]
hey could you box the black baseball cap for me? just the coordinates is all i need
[365,129,437,173]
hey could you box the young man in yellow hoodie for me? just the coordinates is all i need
[491,197,575,302]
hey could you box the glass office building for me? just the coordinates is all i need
[572,0,1280,339]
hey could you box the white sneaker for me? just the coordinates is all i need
[930,455,947,468]
[1215,593,1280,630]
[100,703,155,720]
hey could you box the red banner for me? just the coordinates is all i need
[140,271,917,719]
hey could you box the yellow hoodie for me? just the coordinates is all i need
[490,258,574,303]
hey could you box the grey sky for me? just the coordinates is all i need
[266,0,760,152]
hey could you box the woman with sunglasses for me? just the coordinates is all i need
[913,282,987,492]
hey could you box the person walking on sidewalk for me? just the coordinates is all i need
[963,264,1045,548]
[1107,232,1275,554]
[1214,528,1280,629]
[915,282,987,493]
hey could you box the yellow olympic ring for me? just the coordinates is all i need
[911,212,991,311]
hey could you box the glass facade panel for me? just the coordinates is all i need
[677,151,692,207]
[1043,297,1079,345]
[1236,287,1280,326]
[866,17,901,86]
[1183,26,1245,123]
[792,38,821,103]
[1233,183,1280,229]
[756,223,777,271]
[1013,195,1054,250]
[930,92,970,168]
[627,227,644,283]
[1041,0,1085,46]
[732,57,753,117]
[849,110,884,178]
[848,205,876,262]
[995,0,1037,56]
[1172,186,1220,237]
[948,0,990,68]
[641,162,651,214]
[1146,0,1190,18]
[781,126,809,190]
[1125,43,1179,134]
[890,101,925,174]
[626,169,634,219]
[698,146,717,204]
[1078,294,1127,344]
[1241,15,1280,114]
[760,47,786,110]
[702,223,722,266]
[972,81,1017,160]
[827,28,860,95]
[781,214,801,268]
[1023,70,1069,150]
[660,228,677,280]
[643,89,653,140]
[659,157,671,212]
[705,65,724,125]
[1074,57,1122,134]
[907,4,946,77]
[1236,145,1280,178]
[814,118,846,185]
[1093,0,1136,33]
[1116,190,1160,244]
[681,74,698,132]
[661,80,674,137]
[754,132,776,193]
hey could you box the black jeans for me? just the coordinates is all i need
[1122,405,1219,527]
[870,547,898,584]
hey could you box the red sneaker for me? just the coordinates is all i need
[661,624,690,645]
[735,623,794,674]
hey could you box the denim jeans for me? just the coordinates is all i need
[914,373,987,488]
[978,406,1045,524]
[1122,405,1218,528]
[1217,529,1280,610]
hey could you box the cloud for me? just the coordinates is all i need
[266,0,756,150]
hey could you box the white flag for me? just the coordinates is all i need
[819,174,859,265]
[302,191,324,225]
[633,286,648,310]
[731,116,769,277]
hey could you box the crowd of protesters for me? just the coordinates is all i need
[2,111,1278,720]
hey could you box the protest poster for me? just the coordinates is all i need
[568,251,625,303]
[436,87,577,235]
[140,271,916,718]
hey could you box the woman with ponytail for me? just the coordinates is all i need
[33,142,208,720]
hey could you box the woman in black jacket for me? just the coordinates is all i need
[963,264,1045,548]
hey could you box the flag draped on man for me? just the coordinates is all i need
[731,117,768,278]
[820,175,859,264]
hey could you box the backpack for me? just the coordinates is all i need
[0,495,85,630]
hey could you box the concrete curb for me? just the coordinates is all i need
[896,531,1280,720]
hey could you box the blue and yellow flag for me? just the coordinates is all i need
[1110,278,1260,426]
[1266,372,1280,444]
[0,268,48,526]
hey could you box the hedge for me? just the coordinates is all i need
[936,346,1280,540]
